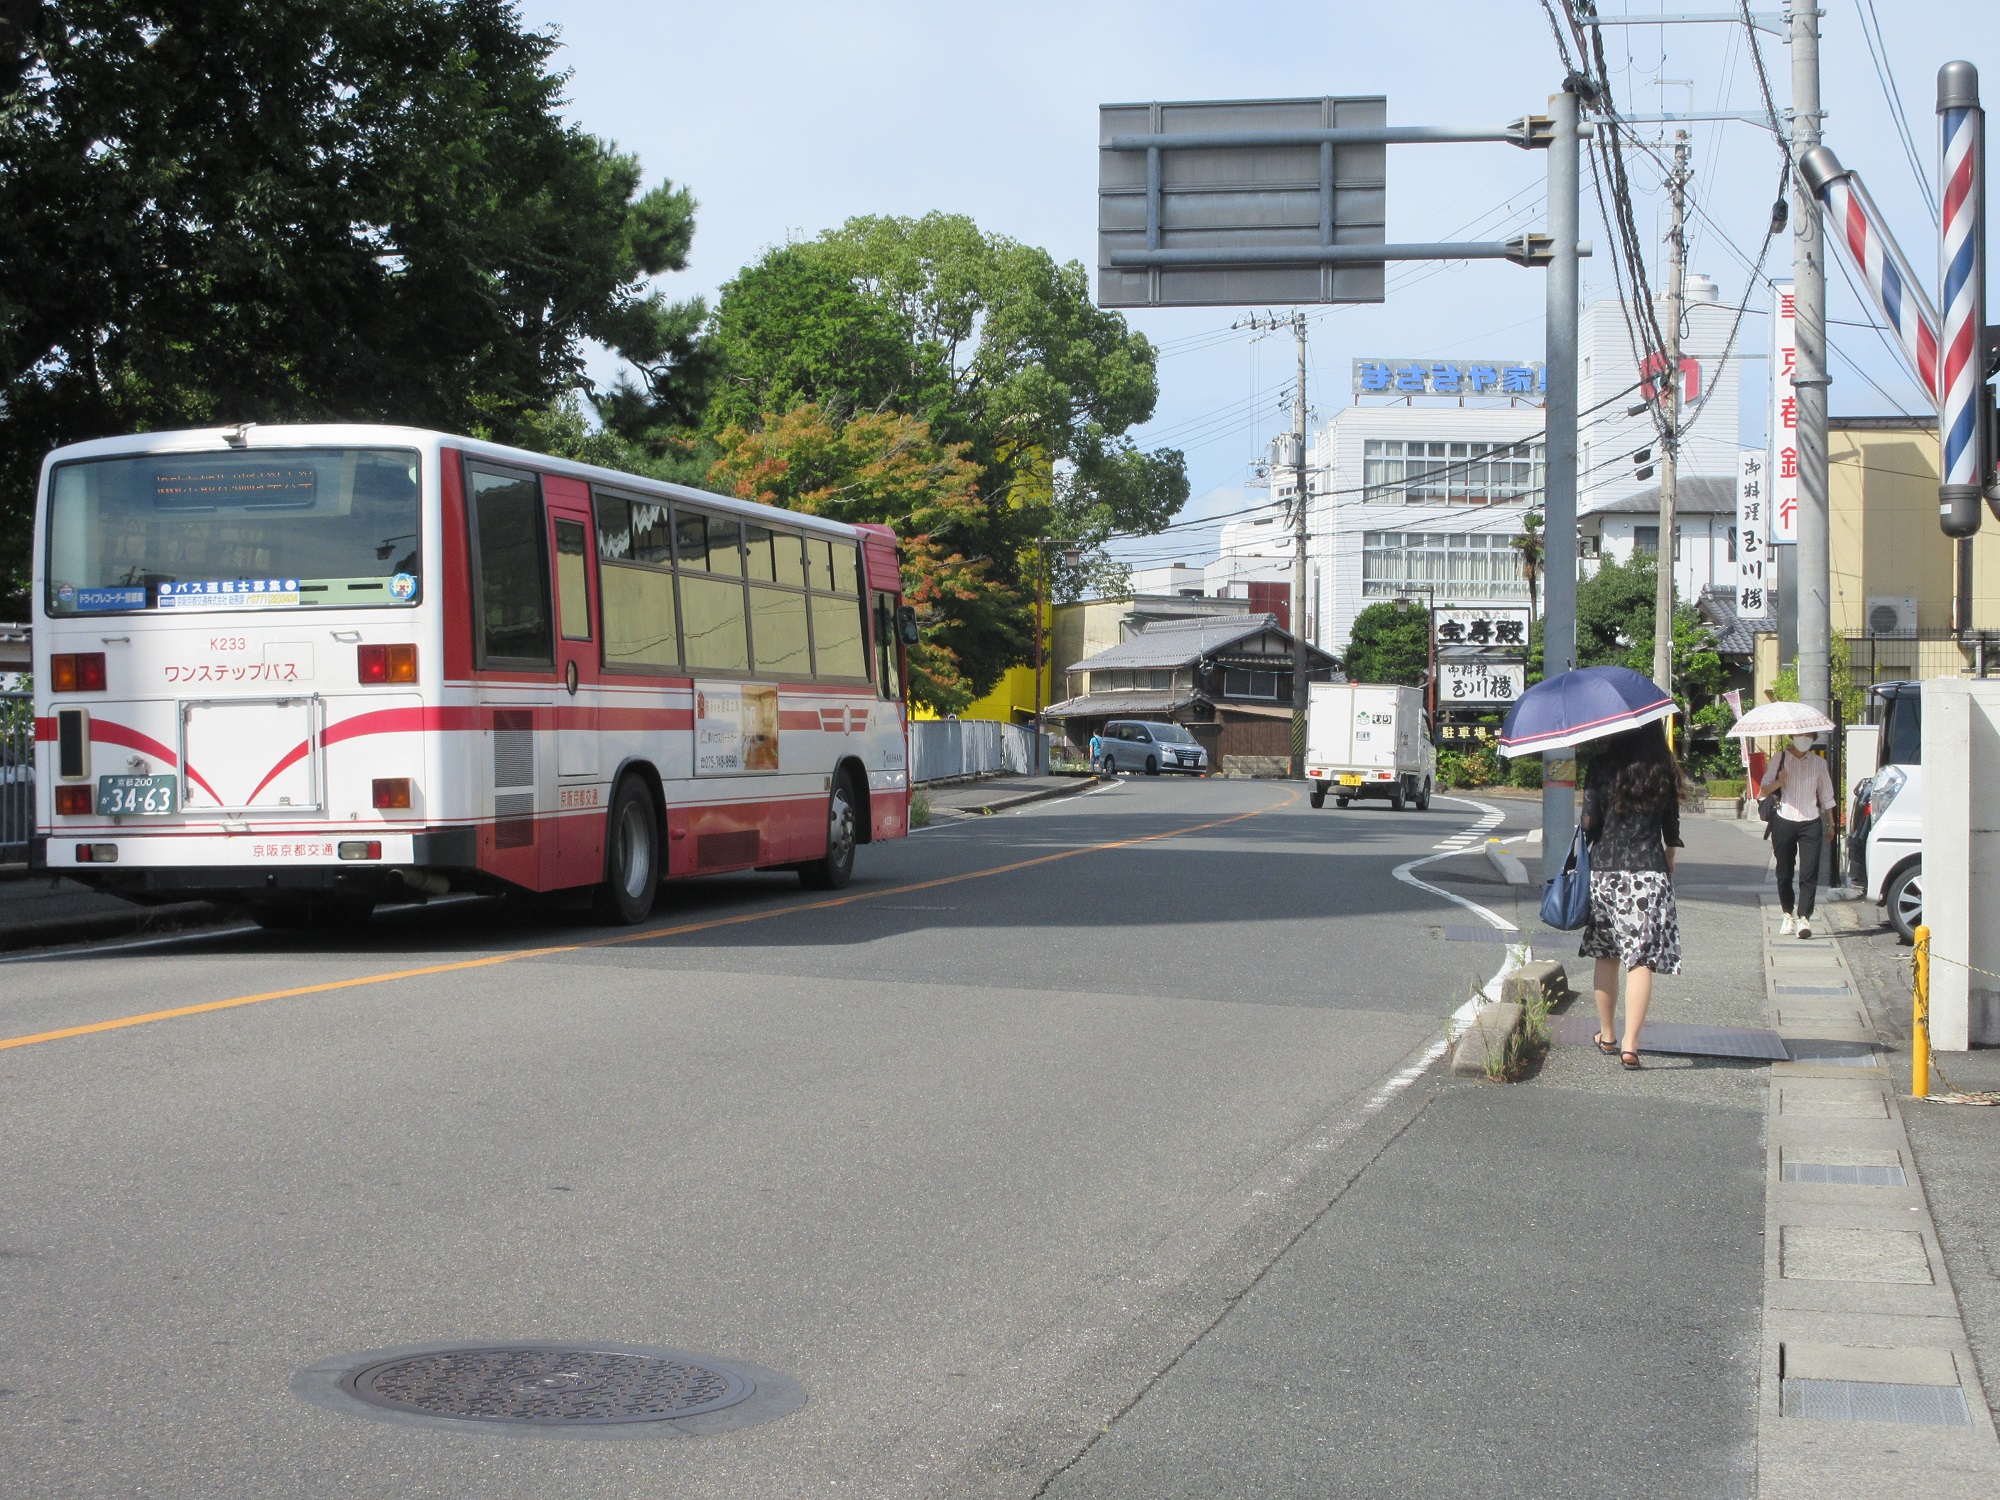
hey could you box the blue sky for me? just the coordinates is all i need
[519,1,1998,563]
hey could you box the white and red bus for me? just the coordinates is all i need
[30,424,915,926]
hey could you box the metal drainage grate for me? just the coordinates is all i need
[341,1345,753,1426]
[1782,1378,1972,1426]
[1785,1041,1880,1067]
[1782,1162,1908,1186]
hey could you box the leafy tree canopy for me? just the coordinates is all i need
[1342,601,1430,687]
[702,213,1187,697]
[0,0,707,593]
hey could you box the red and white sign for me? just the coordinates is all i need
[1735,449,1772,620]
[1768,281,1799,544]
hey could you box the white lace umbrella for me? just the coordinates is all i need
[1726,700,1835,738]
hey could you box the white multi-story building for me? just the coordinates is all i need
[1298,280,1745,655]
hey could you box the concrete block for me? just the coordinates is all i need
[1484,839,1531,885]
[1449,1001,1523,1076]
[1500,958,1570,1008]
[1777,1086,1889,1119]
[1781,1226,1935,1284]
[1783,1342,1962,1386]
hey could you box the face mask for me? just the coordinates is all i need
[1791,735,1816,752]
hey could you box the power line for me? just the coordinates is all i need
[1852,0,1940,224]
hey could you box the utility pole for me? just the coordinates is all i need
[1290,309,1310,778]
[1789,3,1831,714]
[1541,84,1582,879]
[1652,132,1690,696]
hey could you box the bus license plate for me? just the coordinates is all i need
[97,774,177,816]
[1339,774,1365,786]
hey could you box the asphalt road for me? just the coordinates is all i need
[0,778,1762,1498]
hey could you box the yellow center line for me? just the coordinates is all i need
[0,787,1299,1054]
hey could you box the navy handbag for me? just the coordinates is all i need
[1539,824,1593,931]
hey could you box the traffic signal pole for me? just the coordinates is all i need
[1542,84,1582,878]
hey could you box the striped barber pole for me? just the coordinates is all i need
[1938,61,1986,535]
[1799,146,1939,399]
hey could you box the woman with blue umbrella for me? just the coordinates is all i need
[1501,667,1686,1070]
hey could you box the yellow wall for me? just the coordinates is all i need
[910,662,1051,723]
[1828,421,2000,635]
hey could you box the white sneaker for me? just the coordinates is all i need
[1797,920,1813,939]
[1780,913,1796,935]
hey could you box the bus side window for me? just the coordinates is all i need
[873,592,903,702]
[467,464,552,669]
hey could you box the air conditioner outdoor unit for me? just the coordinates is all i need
[1864,596,1918,636]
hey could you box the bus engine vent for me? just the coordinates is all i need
[493,710,535,789]
[494,793,536,849]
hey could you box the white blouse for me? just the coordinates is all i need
[1770,749,1836,822]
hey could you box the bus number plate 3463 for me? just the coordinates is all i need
[97,774,177,816]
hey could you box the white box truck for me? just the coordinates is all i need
[1305,682,1435,810]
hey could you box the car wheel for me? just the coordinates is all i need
[1145,756,1159,776]
[593,775,661,923]
[1310,785,1327,809]
[800,775,859,891]
[1886,861,1923,944]
[1100,754,1117,776]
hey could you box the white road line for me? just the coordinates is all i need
[1397,796,1531,1020]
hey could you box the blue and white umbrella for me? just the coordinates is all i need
[1496,666,1677,757]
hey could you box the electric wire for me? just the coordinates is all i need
[1852,0,1941,224]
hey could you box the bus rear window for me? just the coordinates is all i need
[45,447,421,615]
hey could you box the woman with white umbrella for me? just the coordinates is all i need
[1730,702,1838,938]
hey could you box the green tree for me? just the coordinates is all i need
[703,213,1187,698]
[1342,601,1431,686]
[0,0,708,594]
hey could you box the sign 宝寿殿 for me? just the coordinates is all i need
[1432,606,1531,650]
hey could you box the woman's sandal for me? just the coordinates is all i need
[1620,1050,1643,1070]
[1593,1033,1618,1055]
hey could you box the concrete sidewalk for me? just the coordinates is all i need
[917,772,1098,818]
[1039,809,2000,1498]
[0,871,224,952]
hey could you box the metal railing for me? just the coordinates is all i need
[1,691,32,861]
[909,720,1046,784]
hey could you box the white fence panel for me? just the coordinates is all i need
[910,720,1047,783]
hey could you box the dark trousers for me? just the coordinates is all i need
[1771,815,1824,917]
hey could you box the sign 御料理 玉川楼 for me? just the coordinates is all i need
[1353,359,1546,397]
[1438,659,1527,704]
[1735,448,1773,621]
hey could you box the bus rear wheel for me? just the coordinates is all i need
[800,777,859,890]
[594,776,661,925]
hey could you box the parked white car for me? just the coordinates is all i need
[1850,681,1923,942]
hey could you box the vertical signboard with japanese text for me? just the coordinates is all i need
[1768,281,1800,543]
[1735,449,1772,619]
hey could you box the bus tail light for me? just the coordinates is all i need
[372,778,412,809]
[357,643,417,684]
[55,785,93,815]
[74,843,118,862]
[338,841,382,861]
[51,653,106,692]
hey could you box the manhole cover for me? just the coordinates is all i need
[341,1345,753,1426]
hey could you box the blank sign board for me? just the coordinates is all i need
[1097,96,1387,308]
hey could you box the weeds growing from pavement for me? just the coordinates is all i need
[910,791,932,828]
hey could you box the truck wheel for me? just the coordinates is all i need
[1335,796,1350,808]
[799,775,859,890]
[1417,779,1432,811]
[1886,861,1923,944]
[593,775,661,924]
[1310,785,1327,809]
[1390,782,1407,811]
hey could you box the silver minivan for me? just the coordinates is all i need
[1096,720,1209,776]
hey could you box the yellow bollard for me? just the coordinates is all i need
[1913,925,1931,1099]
